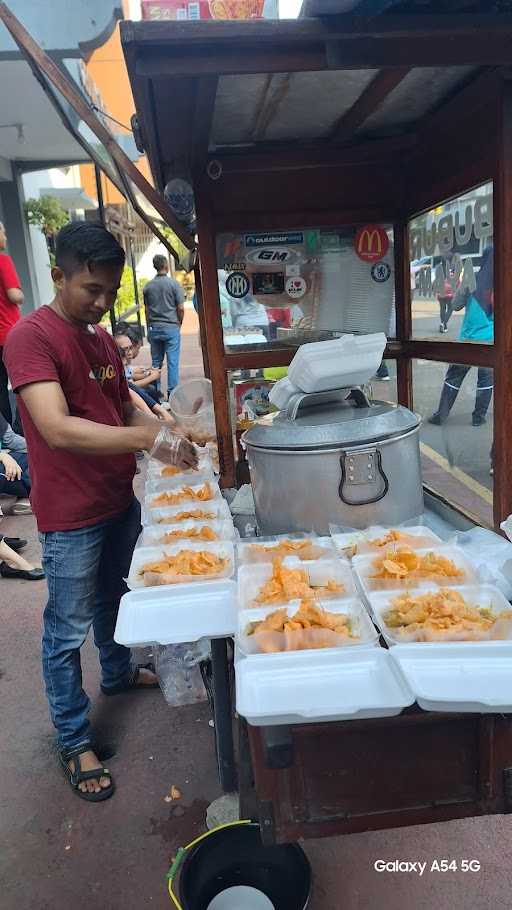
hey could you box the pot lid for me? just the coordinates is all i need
[243,391,420,451]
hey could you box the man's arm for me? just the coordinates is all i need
[174,280,185,326]
[20,381,159,456]
[6,287,23,306]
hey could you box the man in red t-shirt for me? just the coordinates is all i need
[0,221,23,424]
[4,222,197,803]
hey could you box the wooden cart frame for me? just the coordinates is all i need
[117,8,512,532]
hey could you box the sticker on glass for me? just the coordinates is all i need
[371,262,391,283]
[354,225,389,263]
[226,272,250,298]
[285,276,307,299]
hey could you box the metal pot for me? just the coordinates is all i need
[243,388,423,534]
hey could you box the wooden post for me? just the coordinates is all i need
[394,220,413,409]
[493,77,512,528]
[195,192,235,487]
[194,262,211,379]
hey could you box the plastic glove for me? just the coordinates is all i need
[149,427,198,470]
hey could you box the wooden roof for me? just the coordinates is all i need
[121,14,512,194]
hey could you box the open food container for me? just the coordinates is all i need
[143,498,232,528]
[127,540,235,589]
[143,480,223,516]
[390,643,512,713]
[352,545,478,596]
[115,580,237,648]
[142,518,236,546]
[237,597,378,655]
[237,557,355,611]
[235,648,415,726]
[145,466,215,495]
[237,534,335,565]
[366,583,512,645]
[349,524,442,556]
[146,449,213,478]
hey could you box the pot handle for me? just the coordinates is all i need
[339,448,389,506]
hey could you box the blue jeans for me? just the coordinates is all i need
[40,498,141,752]
[149,323,181,394]
[0,451,30,498]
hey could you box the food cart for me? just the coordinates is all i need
[4,0,512,856]
[118,4,512,846]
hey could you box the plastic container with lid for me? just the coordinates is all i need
[235,647,415,726]
[237,556,355,611]
[144,480,222,514]
[390,642,512,713]
[367,583,512,645]
[146,466,215,495]
[115,579,237,647]
[127,540,235,589]
[237,534,335,565]
[142,518,237,546]
[143,498,232,528]
[237,596,378,655]
[352,545,478,596]
[287,333,386,393]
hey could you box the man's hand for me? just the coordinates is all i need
[149,426,198,469]
[0,452,22,482]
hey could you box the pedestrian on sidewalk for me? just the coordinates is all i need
[0,221,23,425]
[143,254,184,397]
[3,222,196,803]
[429,245,494,427]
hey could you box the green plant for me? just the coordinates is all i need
[101,265,148,325]
[24,195,69,238]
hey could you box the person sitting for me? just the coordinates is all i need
[0,412,31,513]
[0,533,44,580]
[114,333,174,425]
[115,324,161,400]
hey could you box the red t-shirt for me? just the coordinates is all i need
[4,306,136,532]
[0,253,21,345]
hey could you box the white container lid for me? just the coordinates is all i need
[146,467,215,495]
[115,580,237,647]
[236,648,414,726]
[390,642,512,713]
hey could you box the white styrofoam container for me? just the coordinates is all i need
[237,557,355,611]
[127,540,235,589]
[237,597,378,655]
[268,376,300,410]
[390,643,512,713]
[237,535,336,565]
[330,531,365,559]
[141,519,237,547]
[366,583,512,645]
[352,545,478,596]
[353,525,442,556]
[115,580,237,648]
[145,467,215,495]
[236,648,414,726]
[288,333,386,393]
[143,498,232,528]
[146,450,212,477]
[144,480,223,515]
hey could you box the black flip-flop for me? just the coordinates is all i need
[100,663,159,696]
[59,746,115,802]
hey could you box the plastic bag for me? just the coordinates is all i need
[149,426,198,469]
[168,379,216,445]
[155,640,210,707]
[454,526,512,598]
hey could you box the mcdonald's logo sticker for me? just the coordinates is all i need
[354,225,389,263]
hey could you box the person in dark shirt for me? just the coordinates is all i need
[4,223,196,803]
[143,254,185,396]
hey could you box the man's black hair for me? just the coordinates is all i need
[153,254,167,272]
[55,222,125,276]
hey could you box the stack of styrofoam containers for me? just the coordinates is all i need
[234,544,415,726]
[287,332,386,393]
[348,529,512,714]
